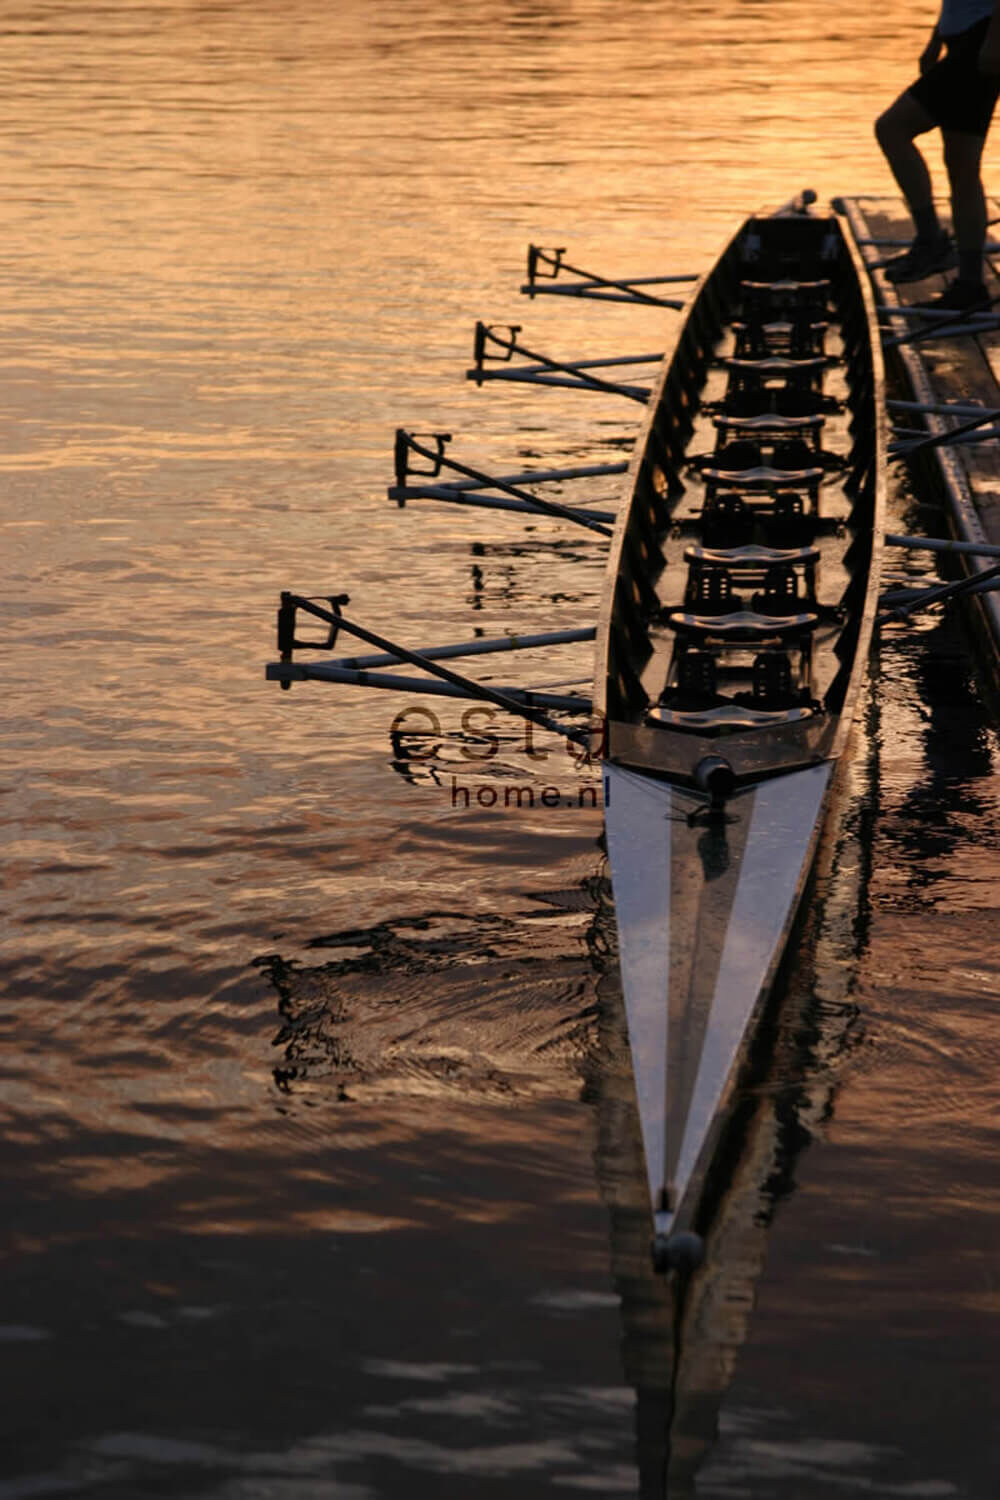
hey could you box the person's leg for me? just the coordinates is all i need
[942,128,988,284]
[875,91,941,235]
[875,91,956,282]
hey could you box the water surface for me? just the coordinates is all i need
[2,2,999,1495]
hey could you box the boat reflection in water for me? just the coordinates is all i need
[592,707,873,1495]
[261,695,872,1496]
[260,712,871,1494]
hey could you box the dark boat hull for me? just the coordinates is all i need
[595,206,885,1261]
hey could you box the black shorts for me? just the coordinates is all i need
[908,17,1000,137]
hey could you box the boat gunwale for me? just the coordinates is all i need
[822,206,887,763]
[591,218,744,727]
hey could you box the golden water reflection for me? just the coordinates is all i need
[3,1,1000,1495]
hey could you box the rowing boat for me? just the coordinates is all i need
[595,204,885,1270]
[266,197,885,1278]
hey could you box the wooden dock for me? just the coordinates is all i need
[841,195,1000,690]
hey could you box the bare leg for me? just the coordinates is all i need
[943,128,987,277]
[875,92,940,228]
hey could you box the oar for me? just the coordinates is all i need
[276,594,590,743]
[888,407,1000,461]
[471,322,655,402]
[891,427,1000,456]
[394,430,614,537]
[883,296,1000,350]
[328,626,597,671]
[270,663,591,714]
[881,561,1000,619]
[880,577,1000,607]
[886,533,1000,560]
[887,398,1000,418]
[524,245,690,309]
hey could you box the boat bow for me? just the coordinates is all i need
[604,760,832,1264]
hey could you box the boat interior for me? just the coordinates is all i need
[597,212,883,784]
